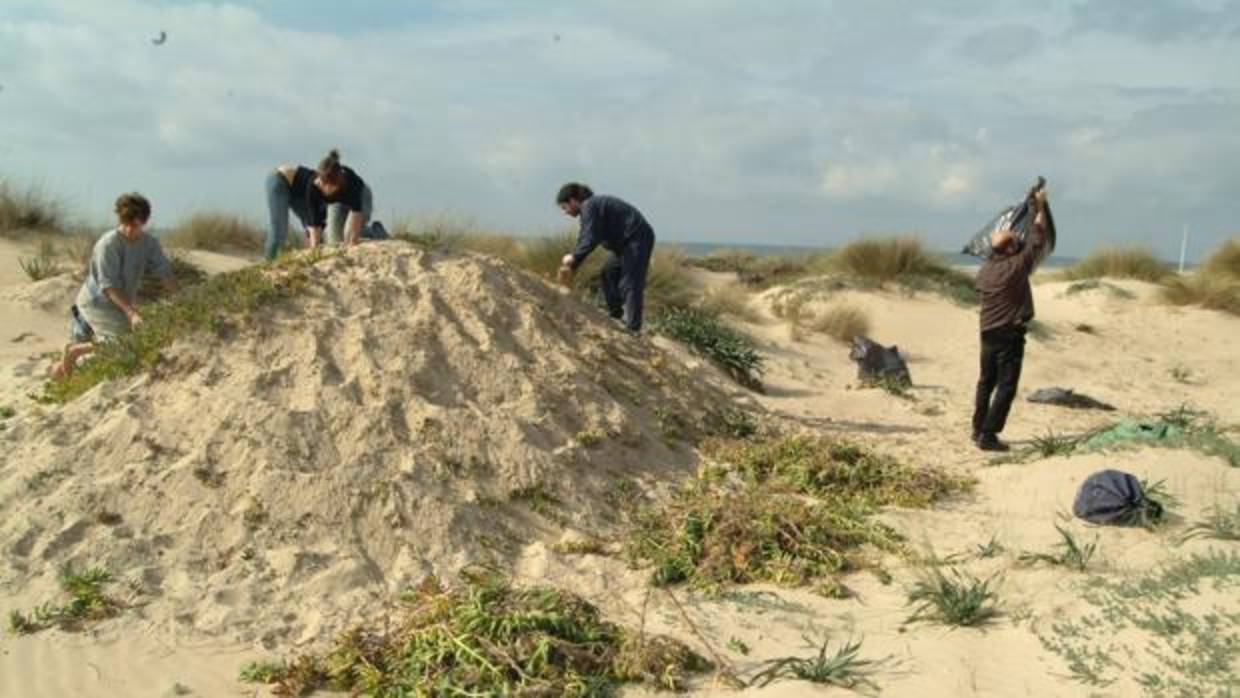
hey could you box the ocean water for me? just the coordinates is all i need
[664,240,1080,268]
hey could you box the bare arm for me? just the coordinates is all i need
[104,287,142,327]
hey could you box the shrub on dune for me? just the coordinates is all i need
[810,303,871,343]
[1160,238,1240,315]
[0,180,64,238]
[164,212,264,253]
[1061,246,1172,283]
[826,237,975,304]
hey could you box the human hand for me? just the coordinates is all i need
[560,253,574,267]
[127,309,144,329]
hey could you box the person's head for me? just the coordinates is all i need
[989,228,1021,256]
[555,182,593,217]
[114,192,151,238]
[315,148,345,196]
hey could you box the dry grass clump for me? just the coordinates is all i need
[18,237,63,281]
[687,248,823,289]
[240,570,708,696]
[1061,246,1173,283]
[0,180,65,237]
[827,236,939,281]
[826,237,976,304]
[1160,238,1240,315]
[164,212,264,253]
[392,215,524,263]
[628,434,972,591]
[699,282,759,322]
[809,303,871,343]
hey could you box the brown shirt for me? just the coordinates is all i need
[976,220,1048,332]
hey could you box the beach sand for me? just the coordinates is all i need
[1,238,1236,697]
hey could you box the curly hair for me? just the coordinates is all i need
[555,182,593,205]
[114,192,151,224]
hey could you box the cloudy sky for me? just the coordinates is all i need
[2,0,1238,259]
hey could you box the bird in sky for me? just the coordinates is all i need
[152,31,167,45]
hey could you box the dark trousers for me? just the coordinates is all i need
[972,324,1026,437]
[599,229,655,332]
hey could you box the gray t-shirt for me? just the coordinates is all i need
[75,229,172,337]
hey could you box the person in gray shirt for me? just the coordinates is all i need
[53,192,178,377]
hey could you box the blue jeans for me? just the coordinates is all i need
[325,185,383,245]
[599,228,655,332]
[265,171,319,260]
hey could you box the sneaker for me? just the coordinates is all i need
[976,434,1010,452]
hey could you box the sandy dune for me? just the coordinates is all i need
[1,239,1236,697]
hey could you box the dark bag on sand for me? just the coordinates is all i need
[962,176,1057,268]
[1072,469,1162,526]
[1027,387,1116,411]
[849,337,912,388]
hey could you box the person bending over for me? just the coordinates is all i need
[556,182,656,333]
[972,187,1050,451]
[263,148,386,260]
[54,192,177,377]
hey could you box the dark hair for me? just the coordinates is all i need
[114,192,151,224]
[556,182,593,205]
[317,148,344,186]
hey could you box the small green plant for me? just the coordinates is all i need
[1179,503,1240,543]
[18,238,62,281]
[650,307,764,390]
[1025,319,1055,342]
[238,659,286,683]
[574,428,605,447]
[0,405,14,420]
[1018,524,1098,571]
[509,483,566,525]
[718,409,757,439]
[904,567,1001,627]
[747,636,880,690]
[974,535,1006,559]
[1031,430,1077,458]
[727,637,750,655]
[8,566,119,634]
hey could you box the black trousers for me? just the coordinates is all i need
[972,324,1026,437]
[599,229,655,332]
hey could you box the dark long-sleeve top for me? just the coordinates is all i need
[289,166,328,228]
[569,195,654,269]
[322,166,367,212]
[975,216,1049,332]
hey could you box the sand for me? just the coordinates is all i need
[1,237,1237,697]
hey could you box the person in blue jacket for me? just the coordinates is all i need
[556,182,656,333]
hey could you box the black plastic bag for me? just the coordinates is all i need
[962,177,1057,268]
[1072,469,1162,526]
[848,336,911,389]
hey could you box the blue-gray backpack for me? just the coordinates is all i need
[1072,469,1163,526]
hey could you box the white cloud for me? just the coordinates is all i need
[0,0,1236,258]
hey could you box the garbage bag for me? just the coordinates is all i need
[849,336,911,388]
[1027,387,1116,411]
[1072,469,1162,526]
[962,176,1057,267]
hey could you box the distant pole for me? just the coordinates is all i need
[1179,225,1189,273]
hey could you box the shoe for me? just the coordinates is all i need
[976,434,1010,452]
